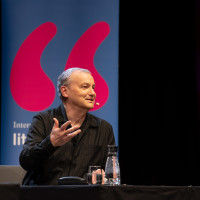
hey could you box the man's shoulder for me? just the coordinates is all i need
[87,113,112,128]
[36,104,63,119]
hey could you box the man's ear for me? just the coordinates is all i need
[60,86,69,98]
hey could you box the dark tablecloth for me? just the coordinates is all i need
[20,185,200,200]
[1,184,200,200]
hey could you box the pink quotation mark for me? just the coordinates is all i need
[10,22,110,112]
[65,21,110,111]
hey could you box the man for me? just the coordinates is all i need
[19,67,115,185]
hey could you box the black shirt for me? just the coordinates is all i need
[19,104,115,185]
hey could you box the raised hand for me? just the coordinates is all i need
[50,118,81,147]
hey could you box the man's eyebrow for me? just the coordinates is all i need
[81,82,90,85]
[81,82,95,85]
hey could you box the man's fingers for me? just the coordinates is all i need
[66,129,81,139]
[52,118,59,129]
[51,119,81,147]
[60,120,72,131]
[65,125,80,135]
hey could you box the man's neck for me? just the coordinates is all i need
[64,104,87,127]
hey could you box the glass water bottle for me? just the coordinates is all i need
[104,145,120,185]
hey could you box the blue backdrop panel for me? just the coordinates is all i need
[1,0,119,164]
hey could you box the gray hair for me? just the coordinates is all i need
[57,67,91,100]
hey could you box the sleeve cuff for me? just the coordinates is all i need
[40,135,59,155]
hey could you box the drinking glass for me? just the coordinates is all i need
[87,166,102,185]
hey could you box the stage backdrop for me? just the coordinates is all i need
[1,0,119,164]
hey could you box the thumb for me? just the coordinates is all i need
[52,118,59,129]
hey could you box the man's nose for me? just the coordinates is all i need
[88,87,96,96]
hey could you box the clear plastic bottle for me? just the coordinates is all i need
[104,145,120,185]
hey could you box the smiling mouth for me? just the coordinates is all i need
[86,99,94,102]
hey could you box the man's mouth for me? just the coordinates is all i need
[86,99,94,102]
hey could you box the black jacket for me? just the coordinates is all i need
[19,104,115,185]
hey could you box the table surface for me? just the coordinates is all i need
[1,184,200,200]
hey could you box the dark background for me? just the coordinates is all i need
[119,0,200,185]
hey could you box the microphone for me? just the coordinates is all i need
[96,102,100,106]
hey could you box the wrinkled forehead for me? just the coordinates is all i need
[68,71,95,85]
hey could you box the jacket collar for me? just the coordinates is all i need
[58,104,99,128]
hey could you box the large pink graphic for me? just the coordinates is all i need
[10,22,57,111]
[65,22,110,111]
[10,22,110,112]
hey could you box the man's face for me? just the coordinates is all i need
[64,71,96,111]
